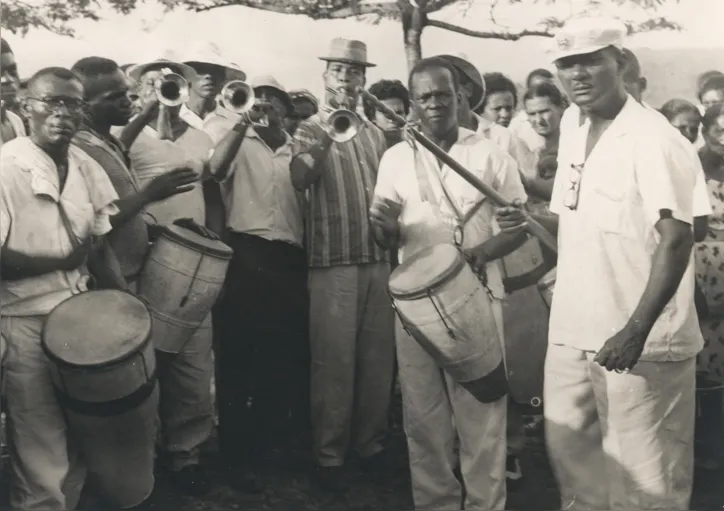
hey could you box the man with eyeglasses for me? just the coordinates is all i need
[0,38,26,146]
[497,17,703,510]
[0,67,119,510]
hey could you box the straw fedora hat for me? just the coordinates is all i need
[250,75,295,114]
[319,38,376,68]
[438,53,485,111]
[127,58,197,84]
[181,41,247,82]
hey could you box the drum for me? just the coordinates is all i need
[42,290,157,509]
[500,236,547,292]
[139,224,233,353]
[537,267,556,309]
[389,244,508,403]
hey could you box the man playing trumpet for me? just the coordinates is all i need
[290,38,395,493]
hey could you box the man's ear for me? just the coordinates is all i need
[640,77,648,94]
[19,98,31,120]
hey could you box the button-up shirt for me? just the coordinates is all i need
[374,128,527,299]
[181,102,240,144]
[293,107,388,267]
[220,127,303,247]
[549,96,704,360]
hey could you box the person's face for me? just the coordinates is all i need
[525,96,563,138]
[373,97,405,132]
[21,76,85,147]
[86,70,134,127]
[188,63,225,100]
[702,88,724,111]
[411,67,459,138]
[284,99,316,135]
[704,114,724,157]
[255,87,287,128]
[624,75,647,103]
[1,51,20,108]
[482,91,515,127]
[323,62,365,109]
[670,111,700,144]
[555,48,624,111]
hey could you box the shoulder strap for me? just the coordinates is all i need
[57,201,80,249]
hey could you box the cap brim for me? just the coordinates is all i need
[184,60,247,82]
[128,60,198,83]
[318,57,376,68]
[552,44,610,62]
[254,85,295,116]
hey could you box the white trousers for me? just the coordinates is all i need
[544,343,695,510]
[396,299,507,511]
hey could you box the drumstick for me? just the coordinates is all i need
[360,88,558,253]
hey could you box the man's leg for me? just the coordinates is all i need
[309,265,360,491]
[352,263,396,461]
[396,318,461,510]
[590,355,695,510]
[544,343,608,511]
[2,316,87,511]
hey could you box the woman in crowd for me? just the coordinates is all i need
[660,99,702,145]
[477,72,518,128]
[363,79,409,148]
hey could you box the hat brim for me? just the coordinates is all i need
[128,60,197,84]
[318,57,376,68]
[438,55,485,111]
[184,60,247,82]
[254,85,295,117]
[552,44,616,63]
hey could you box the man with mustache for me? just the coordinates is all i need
[371,56,528,510]
[290,38,395,493]
[497,17,703,510]
[0,38,26,146]
[0,67,119,510]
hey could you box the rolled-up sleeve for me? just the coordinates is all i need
[494,152,528,204]
[634,131,695,227]
[373,147,403,204]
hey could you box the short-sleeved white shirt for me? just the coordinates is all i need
[374,128,528,299]
[549,96,704,360]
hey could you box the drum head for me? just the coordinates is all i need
[43,290,152,368]
[161,225,233,259]
[389,244,464,298]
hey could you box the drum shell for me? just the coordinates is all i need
[140,232,231,353]
[391,260,508,403]
[537,267,556,309]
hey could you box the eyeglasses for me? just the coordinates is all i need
[563,163,584,210]
[26,96,86,114]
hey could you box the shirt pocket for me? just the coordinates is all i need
[583,183,633,237]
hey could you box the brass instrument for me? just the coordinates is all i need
[155,72,189,107]
[324,86,361,143]
[221,80,271,126]
[359,87,558,253]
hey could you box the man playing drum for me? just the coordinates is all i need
[371,56,528,510]
[497,17,703,510]
[0,67,119,510]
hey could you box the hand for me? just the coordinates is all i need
[495,201,528,235]
[240,104,269,125]
[144,167,199,202]
[140,96,160,123]
[369,199,402,238]
[173,218,221,240]
[61,237,93,271]
[463,244,489,280]
[593,323,648,373]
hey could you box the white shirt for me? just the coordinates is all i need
[180,103,240,144]
[474,113,537,180]
[550,96,704,360]
[374,128,528,299]
[0,138,119,316]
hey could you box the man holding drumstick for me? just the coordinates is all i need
[371,56,528,510]
[497,17,703,510]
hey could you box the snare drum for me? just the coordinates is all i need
[537,267,556,309]
[139,224,233,353]
[389,244,508,403]
[42,290,157,509]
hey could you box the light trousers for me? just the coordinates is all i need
[309,262,395,467]
[396,300,507,511]
[544,343,695,511]
[1,316,86,511]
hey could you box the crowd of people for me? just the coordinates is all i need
[1,12,724,511]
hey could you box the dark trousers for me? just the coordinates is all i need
[215,232,309,467]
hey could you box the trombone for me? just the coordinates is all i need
[359,87,558,253]
[324,86,361,143]
[220,80,272,126]
[155,71,189,107]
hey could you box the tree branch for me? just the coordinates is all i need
[427,19,553,39]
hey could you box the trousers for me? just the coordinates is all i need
[1,316,86,511]
[544,343,695,510]
[215,233,309,466]
[309,263,395,467]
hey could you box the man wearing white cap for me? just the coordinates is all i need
[497,16,702,510]
[290,38,395,493]
[206,75,305,492]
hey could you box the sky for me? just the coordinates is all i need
[6,0,724,93]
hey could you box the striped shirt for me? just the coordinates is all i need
[293,107,388,268]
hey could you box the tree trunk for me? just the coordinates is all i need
[399,1,427,73]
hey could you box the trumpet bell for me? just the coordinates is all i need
[155,73,189,107]
[221,80,254,114]
[328,109,360,143]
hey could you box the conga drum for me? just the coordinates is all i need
[139,224,233,353]
[42,290,157,509]
[389,244,508,403]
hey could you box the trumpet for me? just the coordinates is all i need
[221,80,272,126]
[155,72,189,107]
[324,86,361,143]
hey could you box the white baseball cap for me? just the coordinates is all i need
[553,16,627,62]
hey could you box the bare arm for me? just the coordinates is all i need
[208,123,248,182]
[1,240,90,281]
[694,215,708,243]
[118,100,158,149]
